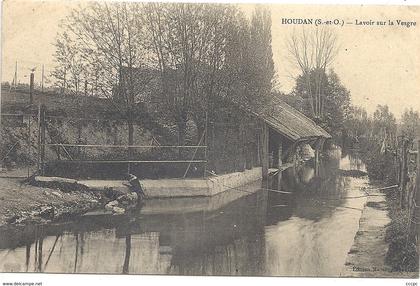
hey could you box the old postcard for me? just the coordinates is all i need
[0,0,419,283]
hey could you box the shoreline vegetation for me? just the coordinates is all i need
[352,118,419,272]
[0,175,104,228]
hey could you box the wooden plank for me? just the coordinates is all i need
[50,160,207,163]
[40,105,46,175]
[400,139,408,208]
[261,122,269,179]
[44,143,207,149]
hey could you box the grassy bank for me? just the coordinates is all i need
[358,138,418,272]
[385,189,418,272]
[0,176,106,227]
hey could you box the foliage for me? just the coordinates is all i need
[288,69,351,142]
[372,105,398,142]
[344,104,398,182]
[286,27,338,119]
[52,3,275,147]
[360,138,398,183]
[343,105,371,142]
[385,190,419,272]
[400,108,420,142]
[247,6,275,101]
[322,70,351,136]
[142,3,238,144]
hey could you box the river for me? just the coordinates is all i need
[0,150,371,276]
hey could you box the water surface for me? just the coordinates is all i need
[0,153,370,276]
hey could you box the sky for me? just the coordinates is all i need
[1,0,420,118]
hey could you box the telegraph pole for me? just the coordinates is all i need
[27,70,35,177]
[41,64,44,93]
[29,70,34,104]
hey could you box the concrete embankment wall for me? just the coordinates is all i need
[35,167,263,198]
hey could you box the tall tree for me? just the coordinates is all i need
[344,105,371,140]
[143,3,239,145]
[373,105,397,146]
[53,3,276,150]
[287,27,338,120]
[51,32,86,95]
[249,6,275,100]
[291,69,350,140]
[323,70,351,135]
[400,108,420,142]
[52,2,154,153]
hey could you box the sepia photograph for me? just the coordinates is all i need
[0,0,419,282]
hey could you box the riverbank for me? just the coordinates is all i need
[0,176,105,227]
[385,187,419,274]
[34,167,266,198]
[341,185,418,278]
[0,166,269,227]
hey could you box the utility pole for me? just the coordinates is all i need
[29,70,35,104]
[11,61,18,90]
[41,64,44,93]
[14,61,17,87]
[27,70,35,178]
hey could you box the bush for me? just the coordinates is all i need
[385,190,419,272]
[360,138,398,184]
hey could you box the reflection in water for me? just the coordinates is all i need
[0,152,371,276]
[340,152,367,172]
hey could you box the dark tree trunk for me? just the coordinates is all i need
[177,119,187,159]
[196,124,205,145]
[127,105,134,174]
[128,116,134,158]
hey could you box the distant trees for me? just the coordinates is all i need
[374,105,397,136]
[142,3,238,145]
[286,27,338,120]
[222,6,274,107]
[248,7,275,102]
[344,105,371,141]
[400,108,420,142]
[366,105,398,182]
[51,32,86,95]
[323,70,351,135]
[290,69,350,141]
[52,2,158,159]
[341,104,398,181]
[52,3,275,147]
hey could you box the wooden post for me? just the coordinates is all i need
[277,139,283,190]
[262,122,269,179]
[314,139,320,176]
[314,138,325,176]
[203,112,208,177]
[37,104,41,173]
[277,140,283,169]
[84,80,88,97]
[122,234,131,274]
[237,122,244,172]
[257,132,261,166]
[416,139,420,244]
[27,112,31,178]
[40,105,46,175]
[41,65,44,93]
[29,72,34,104]
[27,72,35,177]
[400,139,407,208]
